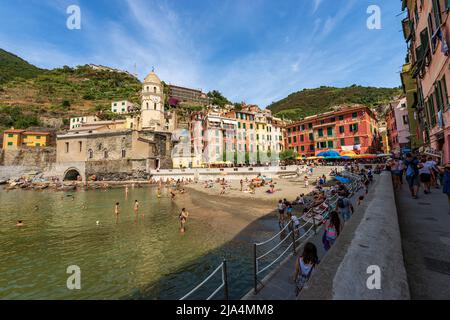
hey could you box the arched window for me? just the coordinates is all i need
[98,143,102,151]
[154,103,157,110]
[88,149,93,159]
[121,150,126,158]
[146,102,149,109]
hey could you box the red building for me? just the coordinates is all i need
[284,105,380,157]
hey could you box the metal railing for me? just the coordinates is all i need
[180,260,229,300]
[251,171,363,294]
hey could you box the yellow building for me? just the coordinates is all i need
[22,131,50,147]
[2,129,25,149]
[2,129,50,149]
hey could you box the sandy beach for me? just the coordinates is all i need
[171,166,339,241]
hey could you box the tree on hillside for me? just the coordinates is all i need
[207,90,231,107]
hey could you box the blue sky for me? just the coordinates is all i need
[0,0,407,107]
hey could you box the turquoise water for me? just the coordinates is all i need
[0,186,273,300]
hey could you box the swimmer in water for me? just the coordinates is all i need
[16,220,24,227]
[170,191,176,200]
[179,208,189,233]
[157,187,162,198]
[114,202,120,224]
[125,185,129,198]
[133,200,140,223]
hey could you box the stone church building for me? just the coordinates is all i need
[56,70,174,181]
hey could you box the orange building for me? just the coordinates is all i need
[284,105,380,157]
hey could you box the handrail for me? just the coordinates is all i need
[255,220,292,246]
[180,260,229,300]
[252,170,362,294]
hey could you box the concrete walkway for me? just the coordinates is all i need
[396,183,450,299]
[243,184,365,300]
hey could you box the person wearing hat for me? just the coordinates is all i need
[444,161,450,213]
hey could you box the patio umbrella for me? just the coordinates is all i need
[355,154,377,159]
[334,176,350,184]
[316,150,340,157]
[340,150,357,157]
[306,156,324,160]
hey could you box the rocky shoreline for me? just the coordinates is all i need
[0,171,156,192]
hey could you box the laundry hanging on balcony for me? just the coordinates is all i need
[432,27,449,56]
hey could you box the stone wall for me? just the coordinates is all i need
[1,147,56,168]
[85,159,150,181]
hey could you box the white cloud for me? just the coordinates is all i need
[313,0,323,14]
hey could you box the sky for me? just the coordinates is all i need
[0,0,407,107]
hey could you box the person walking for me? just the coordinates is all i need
[391,157,404,190]
[277,200,286,228]
[443,162,450,213]
[293,242,318,296]
[404,153,421,199]
[419,157,432,194]
[320,210,341,251]
[337,193,353,224]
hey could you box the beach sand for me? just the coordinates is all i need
[172,166,338,241]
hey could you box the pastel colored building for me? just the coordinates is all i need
[401,0,450,163]
[284,105,380,157]
[386,97,410,154]
[111,100,135,114]
[2,129,26,149]
[22,131,51,147]
[2,128,51,149]
[70,116,99,130]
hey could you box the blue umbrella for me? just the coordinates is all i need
[317,150,340,157]
[334,176,350,184]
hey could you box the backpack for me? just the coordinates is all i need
[337,198,345,208]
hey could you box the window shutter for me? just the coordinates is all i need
[435,83,443,111]
[432,0,442,28]
[440,75,448,111]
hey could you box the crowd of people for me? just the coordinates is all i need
[285,165,374,296]
[385,153,450,211]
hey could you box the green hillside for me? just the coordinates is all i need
[0,49,142,131]
[0,49,44,84]
[268,85,402,120]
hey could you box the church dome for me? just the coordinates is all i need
[144,71,161,84]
